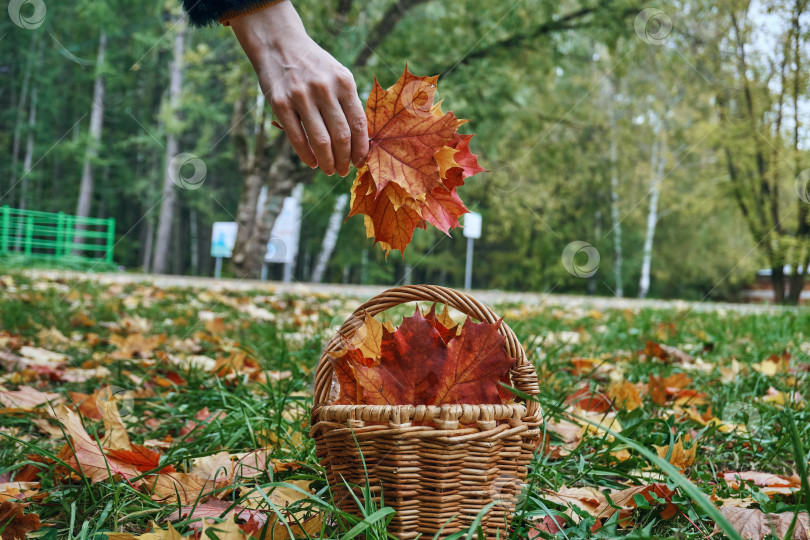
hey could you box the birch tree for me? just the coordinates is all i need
[152,16,185,274]
[75,31,107,219]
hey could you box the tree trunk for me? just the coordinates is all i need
[788,267,805,304]
[9,34,38,206]
[587,209,601,295]
[607,78,623,297]
[75,31,107,219]
[151,22,185,273]
[189,209,199,275]
[231,81,270,276]
[19,85,38,211]
[245,145,301,278]
[639,125,666,299]
[311,193,348,283]
[151,17,185,274]
[771,265,786,304]
[788,0,807,305]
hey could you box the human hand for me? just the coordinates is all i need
[230,1,368,177]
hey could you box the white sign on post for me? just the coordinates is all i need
[265,195,301,264]
[463,212,481,290]
[463,212,482,239]
[210,222,238,258]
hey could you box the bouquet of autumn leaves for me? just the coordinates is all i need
[348,67,486,256]
[328,305,516,407]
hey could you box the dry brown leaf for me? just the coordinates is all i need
[607,380,642,411]
[540,486,605,521]
[648,374,667,406]
[752,354,789,377]
[200,515,247,539]
[0,386,62,410]
[715,507,809,540]
[144,472,223,505]
[97,393,131,451]
[594,483,677,527]
[654,435,696,471]
[658,343,694,364]
[545,418,581,444]
[191,449,272,482]
[723,471,801,496]
[109,333,165,360]
[0,500,41,539]
[103,521,183,539]
[52,405,141,483]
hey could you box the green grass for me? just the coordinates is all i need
[0,271,808,539]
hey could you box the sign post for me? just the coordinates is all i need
[463,212,482,290]
[210,222,238,279]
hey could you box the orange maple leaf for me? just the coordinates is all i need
[349,166,426,255]
[365,67,465,196]
[349,66,485,256]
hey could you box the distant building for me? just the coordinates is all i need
[743,265,810,304]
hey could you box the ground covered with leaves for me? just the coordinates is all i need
[0,273,808,539]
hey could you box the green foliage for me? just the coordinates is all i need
[3,0,805,298]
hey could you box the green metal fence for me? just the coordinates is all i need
[0,206,115,265]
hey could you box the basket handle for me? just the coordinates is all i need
[313,284,540,417]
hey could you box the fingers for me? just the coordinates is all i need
[339,90,369,168]
[297,100,335,176]
[319,97,352,177]
[268,66,367,176]
[271,99,317,169]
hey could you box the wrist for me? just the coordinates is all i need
[230,0,307,50]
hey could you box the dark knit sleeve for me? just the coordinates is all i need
[179,0,284,27]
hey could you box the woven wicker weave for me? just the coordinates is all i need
[311,285,541,539]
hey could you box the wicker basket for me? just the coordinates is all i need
[310,285,541,539]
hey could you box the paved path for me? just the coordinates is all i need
[22,269,798,315]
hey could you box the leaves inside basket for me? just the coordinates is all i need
[328,305,515,406]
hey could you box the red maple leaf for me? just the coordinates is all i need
[106,444,176,474]
[444,133,487,189]
[332,309,514,407]
[352,309,443,405]
[422,304,458,343]
[429,318,514,405]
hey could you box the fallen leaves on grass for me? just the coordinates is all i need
[654,435,697,471]
[0,385,62,410]
[0,500,41,539]
[540,483,676,529]
[723,470,802,496]
[53,404,142,483]
[103,522,183,540]
[716,507,809,540]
